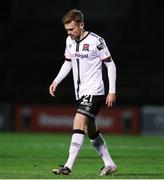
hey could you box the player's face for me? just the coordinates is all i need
[64,21,84,40]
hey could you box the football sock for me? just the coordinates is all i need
[64,129,85,170]
[89,131,115,167]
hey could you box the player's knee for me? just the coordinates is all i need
[88,130,99,140]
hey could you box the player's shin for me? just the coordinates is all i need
[64,129,85,170]
[89,131,116,167]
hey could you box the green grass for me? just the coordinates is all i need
[0,133,164,179]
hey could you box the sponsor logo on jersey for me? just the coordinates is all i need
[97,38,105,50]
[75,53,88,59]
[82,43,89,51]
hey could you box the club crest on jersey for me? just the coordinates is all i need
[82,43,89,51]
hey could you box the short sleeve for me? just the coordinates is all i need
[96,38,111,60]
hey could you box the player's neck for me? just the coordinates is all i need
[75,30,88,42]
[80,30,88,40]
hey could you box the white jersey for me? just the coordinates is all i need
[64,32,112,100]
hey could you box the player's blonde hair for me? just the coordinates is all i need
[62,9,84,24]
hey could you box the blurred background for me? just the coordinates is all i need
[0,0,164,135]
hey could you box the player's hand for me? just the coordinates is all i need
[49,81,57,97]
[105,93,116,108]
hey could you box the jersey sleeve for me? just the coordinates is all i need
[54,60,72,86]
[64,38,71,60]
[96,38,111,60]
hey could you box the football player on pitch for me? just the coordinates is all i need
[49,9,117,176]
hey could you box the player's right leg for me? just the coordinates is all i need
[52,113,87,175]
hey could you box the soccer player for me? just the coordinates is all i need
[49,9,117,176]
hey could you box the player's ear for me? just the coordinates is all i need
[79,22,84,30]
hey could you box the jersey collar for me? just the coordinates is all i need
[75,31,90,43]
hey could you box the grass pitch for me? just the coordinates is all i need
[0,132,164,179]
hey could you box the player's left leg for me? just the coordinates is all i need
[84,95,117,176]
[87,120,117,175]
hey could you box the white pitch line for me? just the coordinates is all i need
[54,143,163,150]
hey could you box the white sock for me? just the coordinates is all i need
[90,133,115,167]
[65,132,84,170]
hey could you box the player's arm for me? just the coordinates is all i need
[96,37,117,107]
[49,59,72,97]
[103,58,116,108]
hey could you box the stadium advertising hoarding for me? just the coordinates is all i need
[14,105,140,134]
[0,103,12,131]
[141,106,164,135]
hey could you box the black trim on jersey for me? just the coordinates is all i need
[75,41,80,99]
[65,58,71,61]
[102,56,112,62]
[79,31,90,42]
[76,58,80,99]
[75,32,91,99]
[75,32,90,43]
[76,40,80,52]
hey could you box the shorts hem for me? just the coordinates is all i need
[77,109,96,120]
